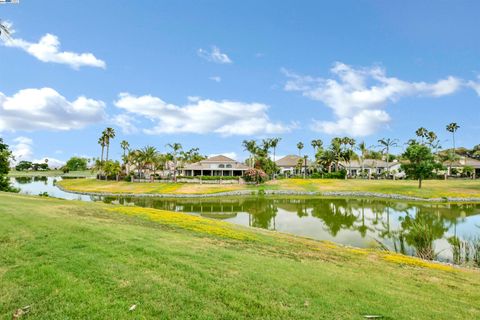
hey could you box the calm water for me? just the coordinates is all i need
[11,176,480,263]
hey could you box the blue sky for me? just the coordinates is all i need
[1,0,479,166]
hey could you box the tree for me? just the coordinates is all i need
[415,127,429,144]
[0,21,11,39]
[98,136,106,163]
[120,140,130,161]
[401,142,442,188]
[378,138,398,177]
[103,128,116,161]
[140,146,158,178]
[15,161,33,171]
[166,142,182,181]
[242,140,257,168]
[446,123,460,154]
[357,141,368,176]
[270,138,281,178]
[311,139,323,154]
[297,142,304,157]
[0,138,16,192]
[65,157,88,171]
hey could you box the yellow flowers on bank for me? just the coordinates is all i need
[108,206,257,241]
[382,253,454,272]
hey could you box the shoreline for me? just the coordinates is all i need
[56,184,480,202]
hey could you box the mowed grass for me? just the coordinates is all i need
[1,193,479,319]
[8,170,95,178]
[58,178,480,199]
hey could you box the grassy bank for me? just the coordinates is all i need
[8,170,94,178]
[58,178,480,199]
[0,193,479,319]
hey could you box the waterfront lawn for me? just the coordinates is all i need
[58,178,480,199]
[8,170,95,178]
[1,192,479,319]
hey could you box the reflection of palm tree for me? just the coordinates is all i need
[311,199,359,236]
[243,198,278,230]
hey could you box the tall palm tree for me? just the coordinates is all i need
[120,140,130,159]
[141,146,158,178]
[446,123,460,155]
[378,138,398,177]
[166,142,182,181]
[357,141,367,177]
[242,140,257,168]
[342,137,356,178]
[103,128,116,161]
[297,142,304,157]
[311,139,323,154]
[270,138,281,163]
[415,127,428,145]
[98,136,106,162]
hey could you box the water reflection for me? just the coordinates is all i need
[101,196,480,262]
[10,176,480,263]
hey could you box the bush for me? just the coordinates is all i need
[321,170,347,179]
[177,175,239,181]
[244,168,268,184]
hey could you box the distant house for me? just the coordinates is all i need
[445,157,480,178]
[339,159,402,178]
[182,155,249,177]
[276,155,311,175]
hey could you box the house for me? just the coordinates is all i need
[339,159,403,178]
[276,155,311,175]
[181,155,249,177]
[445,157,480,178]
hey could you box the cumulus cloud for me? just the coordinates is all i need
[33,157,65,169]
[11,136,33,162]
[0,88,106,132]
[4,32,106,69]
[114,93,293,136]
[284,62,462,136]
[111,114,138,134]
[197,46,232,64]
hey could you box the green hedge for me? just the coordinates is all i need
[177,175,239,181]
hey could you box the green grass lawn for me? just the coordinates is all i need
[0,192,479,319]
[8,170,95,178]
[58,178,480,199]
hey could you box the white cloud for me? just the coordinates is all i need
[284,62,462,136]
[208,152,238,160]
[11,136,33,163]
[0,88,105,132]
[467,76,480,96]
[209,76,222,82]
[4,32,106,69]
[197,46,232,64]
[114,93,293,136]
[33,157,65,169]
[111,114,138,134]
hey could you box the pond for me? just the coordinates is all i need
[11,176,480,264]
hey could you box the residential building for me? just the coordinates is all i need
[182,155,249,177]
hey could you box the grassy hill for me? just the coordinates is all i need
[0,193,479,319]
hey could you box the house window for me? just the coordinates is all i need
[218,164,225,168]
[226,164,232,168]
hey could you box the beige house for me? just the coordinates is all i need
[445,157,480,178]
[182,155,249,177]
[339,159,403,178]
[276,155,310,175]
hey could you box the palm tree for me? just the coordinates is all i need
[357,141,367,177]
[311,139,323,154]
[166,142,182,181]
[242,140,257,168]
[297,142,304,157]
[140,146,158,179]
[342,137,356,178]
[446,123,460,155]
[378,138,398,178]
[120,140,130,159]
[98,136,106,162]
[0,21,11,39]
[415,127,428,144]
[102,128,116,161]
[269,138,281,179]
